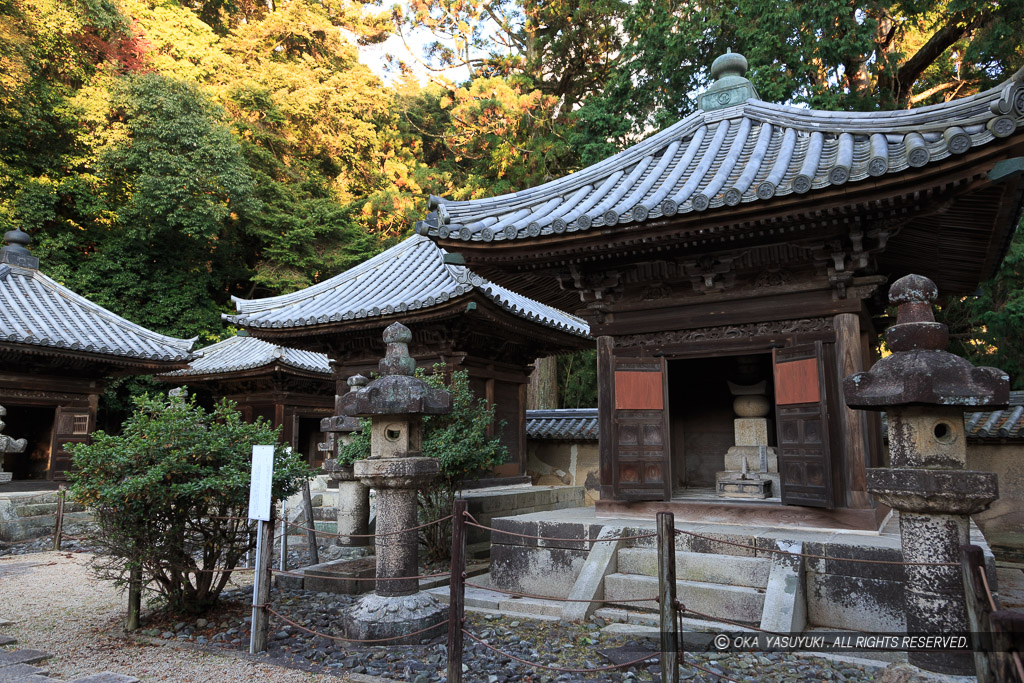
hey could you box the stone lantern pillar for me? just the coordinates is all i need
[0,405,27,485]
[843,274,1008,675]
[322,374,371,547]
[338,322,452,644]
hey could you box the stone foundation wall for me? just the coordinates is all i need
[967,443,1024,540]
[525,441,600,505]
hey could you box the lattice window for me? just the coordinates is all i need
[72,415,89,435]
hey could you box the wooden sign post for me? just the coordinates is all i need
[248,445,274,655]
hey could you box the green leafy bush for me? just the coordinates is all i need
[69,391,312,614]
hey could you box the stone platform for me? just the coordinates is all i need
[485,507,999,635]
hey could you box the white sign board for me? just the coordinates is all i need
[248,445,275,521]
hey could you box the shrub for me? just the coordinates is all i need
[69,392,312,614]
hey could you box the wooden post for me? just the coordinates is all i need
[250,507,275,654]
[657,511,680,683]
[447,499,467,683]
[279,499,287,572]
[962,544,996,683]
[126,563,142,631]
[990,610,1024,683]
[52,485,65,551]
[302,482,320,566]
[834,312,870,508]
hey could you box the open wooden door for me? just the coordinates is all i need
[50,406,92,480]
[773,342,834,508]
[610,357,671,501]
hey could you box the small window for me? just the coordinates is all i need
[72,415,89,435]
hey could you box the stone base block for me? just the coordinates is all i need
[0,472,11,484]
[715,472,779,499]
[724,446,778,473]
[733,418,773,447]
[344,591,447,646]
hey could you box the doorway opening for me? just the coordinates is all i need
[297,417,325,469]
[667,353,776,497]
[2,406,56,480]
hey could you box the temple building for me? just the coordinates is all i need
[0,229,195,482]
[157,333,334,468]
[416,53,1024,529]
[226,234,591,483]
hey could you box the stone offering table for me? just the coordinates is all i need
[844,274,1008,676]
[337,322,453,645]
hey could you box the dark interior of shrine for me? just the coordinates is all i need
[667,353,775,493]
[297,417,324,468]
[2,405,54,480]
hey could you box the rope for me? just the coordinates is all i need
[977,566,999,613]
[284,514,453,539]
[676,601,786,637]
[464,581,659,604]
[674,529,958,567]
[465,520,657,544]
[1013,651,1024,682]
[462,628,659,673]
[272,568,449,582]
[265,605,446,644]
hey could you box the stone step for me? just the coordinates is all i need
[594,607,752,634]
[0,512,94,543]
[0,663,50,681]
[467,541,491,561]
[15,503,58,517]
[616,548,770,588]
[0,650,49,668]
[604,573,765,624]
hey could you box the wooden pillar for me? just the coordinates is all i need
[834,313,870,508]
[597,336,614,499]
[526,356,558,409]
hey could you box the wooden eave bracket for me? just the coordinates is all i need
[989,157,1024,181]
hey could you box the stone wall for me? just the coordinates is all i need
[525,441,600,505]
[968,443,1024,542]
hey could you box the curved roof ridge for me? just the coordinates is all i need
[161,334,331,377]
[0,265,195,362]
[226,235,589,337]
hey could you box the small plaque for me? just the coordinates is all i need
[248,445,275,521]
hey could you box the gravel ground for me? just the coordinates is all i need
[0,550,339,682]
[1,546,889,682]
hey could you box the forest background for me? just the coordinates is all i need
[2,0,1023,423]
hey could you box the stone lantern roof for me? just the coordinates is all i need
[843,274,1009,410]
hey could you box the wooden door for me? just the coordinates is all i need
[611,357,671,501]
[50,406,92,480]
[773,342,834,508]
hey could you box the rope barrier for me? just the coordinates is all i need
[271,568,449,582]
[675,601,786,637]
[673,528,959,567]
[464,581,659,604]
[977,566,999,613]
[265,605,446,644]
[461,628,659,673]
[1014,651,1024,682]
[283,514,453,539]
[464,519,657,544]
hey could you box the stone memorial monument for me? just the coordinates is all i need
[322,374,371,547]
[0,405,27,485]
[338,323,452,644]
[844,274,1008,675]
[716,357,779,498]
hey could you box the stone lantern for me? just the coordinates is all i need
[844,274,1008,676]
[321,374,371,547]
[338,322,452,644]
[0,405,27,485]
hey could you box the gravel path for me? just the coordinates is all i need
[0,550,340,682]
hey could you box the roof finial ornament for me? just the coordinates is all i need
[700,48,759,112]
[1,228,39,269]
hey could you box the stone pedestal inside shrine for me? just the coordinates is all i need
[322,375,371,547]
[339,323,452,645]
[0,405,27,485]
[716,379,779,498]
[844,274,1007,676]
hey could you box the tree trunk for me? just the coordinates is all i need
[527,356,558,409]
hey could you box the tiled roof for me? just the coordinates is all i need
[526,409,598,441]
[226,235,589,337]
[0,263,195,363]
[161,335,331,377]
[415,71,1024,242]
[966,391,1024,440]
